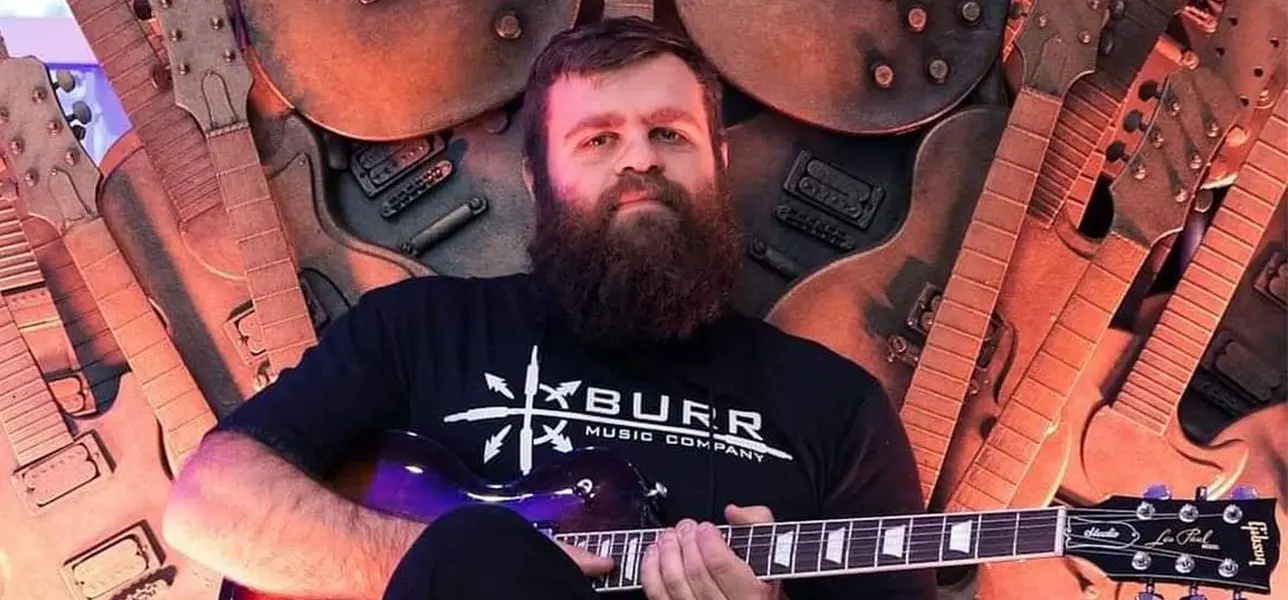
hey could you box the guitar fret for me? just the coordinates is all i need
[1132,350,1190,392]
[1149,318,1207,358]
[796,522,825,576]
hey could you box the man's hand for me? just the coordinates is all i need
[640,504,783,600]
[555,539,616,576]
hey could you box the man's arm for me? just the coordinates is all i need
[163,430,427,599]
[784,374,939,600]
[162,283,423,599]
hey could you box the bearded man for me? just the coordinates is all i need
[162,17,935,600]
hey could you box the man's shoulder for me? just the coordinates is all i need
[713,314,886,398]
[358,273,538,316]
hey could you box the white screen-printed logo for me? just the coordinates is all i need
[443,345,795,474]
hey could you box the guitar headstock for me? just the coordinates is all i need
[1064,490,1280,594]
[1012,0,1106,96]
[148,0,253,132]
[1106,64,1241,246]
[0,50,100,233]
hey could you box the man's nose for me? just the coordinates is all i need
[614,132,662,174]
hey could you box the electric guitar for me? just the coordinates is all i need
[768,0,1106,503]
[219,429,1280,599]
[0,26,217,476]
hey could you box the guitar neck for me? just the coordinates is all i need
[554,507,1064,592]
[0,191,74,466]
[1114,92,1288,432]
[64,0,224,226]
[899,87,1063,501]
[602,0,654,20]
[949,232,1151,512]
[205,125,317,372]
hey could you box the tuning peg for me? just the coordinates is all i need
[1180,583,1207,600]
[52,70,75,93]
[1230,486,1258,500]
[65,101,92,125]
[1136,581,1163,600]
[71,124,86,140]
[1144,484,1172,500]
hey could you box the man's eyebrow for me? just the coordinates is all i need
[563,113,625,142]
[646,107,701,128]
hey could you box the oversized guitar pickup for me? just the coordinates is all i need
[1202,331,1285,409]
[59,522,163,600]
[1253,251,1287,310]
[351,135,446,197]
[379,159,455,219]
[783,150,885,231]
[886,282,1010,387]
[773,203,857,251]
[10,431,112,514]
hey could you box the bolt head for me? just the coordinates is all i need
[873,64,895,88]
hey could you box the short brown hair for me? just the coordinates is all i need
[518,17,724,168]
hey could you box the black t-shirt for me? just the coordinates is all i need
[215,274,937,600]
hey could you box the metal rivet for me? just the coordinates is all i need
[1078,30,1091,43]
[47,120,61,135]
[1173,188,1189,203]
[211,16,224,30]
[1037,13,1049,28]
[30,89,45,104]
[1132,161,1147,180]
[64,149,78,166]
[1149,129,1163,148]
[927,59,950,83]
[907,6,928,32]
[958,1,982,24]
[873,64,895,88]
[1206,121,1221,137]
[224,49,236,62]
[495,12,522,40]
[177,62,189,75]
[23,171,36,186]
[1190,153,1203,170]
[168,29,181,42]
[1168,99,1181,116]
[8,139,22,154]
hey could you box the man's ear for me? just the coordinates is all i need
[522,156,535,198]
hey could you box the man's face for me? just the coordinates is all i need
[524,52,742,347]
[538,52,721,230]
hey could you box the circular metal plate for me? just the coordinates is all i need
[239,0,581,141]
[674,0,1008,135]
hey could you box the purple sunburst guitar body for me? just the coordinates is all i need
[221,430,1280,600]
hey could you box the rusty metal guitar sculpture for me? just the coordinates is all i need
[0,31,216,477]
[149,0,322,379]
[944,61,1242,513]
[770,0,1106,504]
[0,39,222,600]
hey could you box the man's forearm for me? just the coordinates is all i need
[163,431,428,599]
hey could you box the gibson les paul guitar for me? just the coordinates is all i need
[220,430,1281,599]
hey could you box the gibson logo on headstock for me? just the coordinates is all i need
[1244,521,1270,566]
[1144,527,1220,551]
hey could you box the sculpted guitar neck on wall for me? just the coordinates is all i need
[149,0,319,377]
[945,62,1242,513]
[897,0,1105,502]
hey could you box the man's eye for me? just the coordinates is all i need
[653,128,683,142]
[583,134,613,148]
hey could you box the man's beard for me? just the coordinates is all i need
[526,165,743,349]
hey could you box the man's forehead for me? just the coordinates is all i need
[545,54,708,134]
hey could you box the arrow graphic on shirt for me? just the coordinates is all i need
[533,422,573,452]
[540,381,581,410]
[484,373,515,400]
[483,424,512,463]
[443,406,793,460]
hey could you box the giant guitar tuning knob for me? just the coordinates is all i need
[1231,486,1259,500]
[1144,484,1173,500]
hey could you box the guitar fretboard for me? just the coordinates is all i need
[1114,91,1288,433]
[554,508,1063,592]
[65,0,224,228]
[899,87,1062,502]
